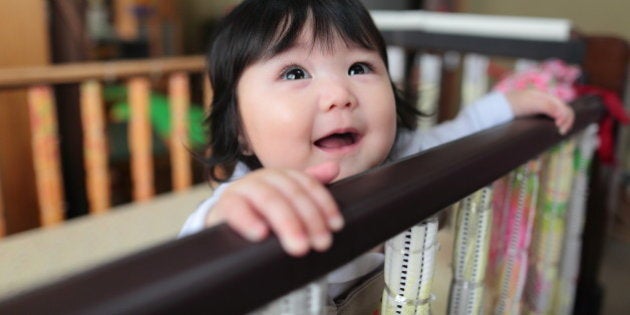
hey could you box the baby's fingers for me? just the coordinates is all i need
[304,163,344,231]
[551,100,575,135]
[269,171,339,252]
[290,169,343,232]
[217,191,269,242]
[231,181,310,256]
[560,106,575,134]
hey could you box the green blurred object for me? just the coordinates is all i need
[105,85,207,151]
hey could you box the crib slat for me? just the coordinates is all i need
[203,72,213,112]
[80,80,111,213]
[128,77,154,202]
[553,125,598,315]
[524,140,576,313]
[27,85,65,226]
[168,72,192,191]
[461,54,490,105]
[417,53,441,130]
[448,187,493,315]
[487,161,540,314]
[382,217,439,314]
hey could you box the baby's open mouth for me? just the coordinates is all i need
[314,132,359,149]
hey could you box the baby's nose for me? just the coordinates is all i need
[318,79,357,111]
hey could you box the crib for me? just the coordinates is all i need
[0,10,627,315]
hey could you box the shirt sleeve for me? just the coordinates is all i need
[392,91,514,159]
[178,184,228,238]
[179,163,251,237]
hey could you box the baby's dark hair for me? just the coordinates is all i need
[205,0,419,182]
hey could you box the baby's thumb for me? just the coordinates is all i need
[305,161,340,184]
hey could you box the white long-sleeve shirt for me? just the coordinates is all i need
[179,91,514,300]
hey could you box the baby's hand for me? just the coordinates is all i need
[505,89,575,135]
[205,162,344,257]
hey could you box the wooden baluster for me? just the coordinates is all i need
[128,77,154,202]
[80,80,110,213]
[203,72,213,113]
[168,72,191,191]
[27,85,65,226]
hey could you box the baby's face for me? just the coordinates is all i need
[236,28,396,181]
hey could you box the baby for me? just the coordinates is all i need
[180,0,573,298]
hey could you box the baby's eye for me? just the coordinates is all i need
[348,62,372,76]
[281,67,310,80]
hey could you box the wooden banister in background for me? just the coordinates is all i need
[0,96,604,314]
[0,55,208,229]
[0,56,205,89]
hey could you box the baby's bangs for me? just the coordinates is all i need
[311,0,384,54]
[260,0,386,60]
